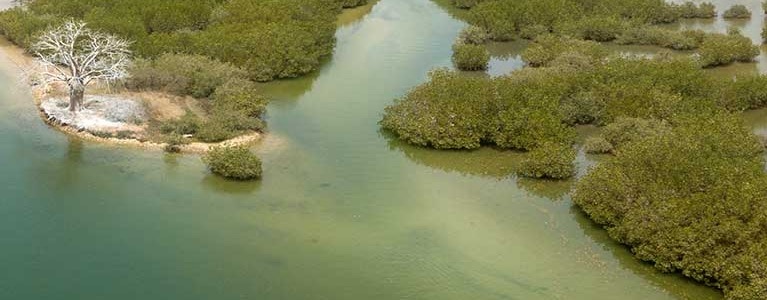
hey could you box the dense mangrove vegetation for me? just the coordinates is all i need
[574,112,767,300]
[0,0,363,81]
[380,0,767,298]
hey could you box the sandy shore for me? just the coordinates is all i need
[0,37,262,154]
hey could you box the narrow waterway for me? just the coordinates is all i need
[2,0,764,299]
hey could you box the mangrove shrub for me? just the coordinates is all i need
[574,113,767,300]
[204,146,263,180]
[517,142,576,179]
[698,30,759,67]
[723,5,751,19]
[381,69,494,149]
[522,35,607,67]
[452,43,490,71]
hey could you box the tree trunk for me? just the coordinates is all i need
[68,80,85,112]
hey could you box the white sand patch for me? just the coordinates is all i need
[40,96,147,132]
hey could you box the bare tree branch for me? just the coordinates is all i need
[32,21,132,112]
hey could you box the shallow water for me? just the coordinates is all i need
[2,0,760,299]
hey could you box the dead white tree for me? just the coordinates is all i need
[33,21,131,112]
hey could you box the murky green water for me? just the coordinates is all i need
[3,0,765,299]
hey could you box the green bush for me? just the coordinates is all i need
[517,142,576,179]
[718,75,767,111]
[460,0,683,41]
[381,69,494,149]
[698,30,759,67]
[196,121,236,143]
[209,110,265,133]
[211,78,268,118]
[522,35,607,67]
[518,24,550,40]
[723,4,751,19]
[457,25,490,45]
[491,70,576,150]
[600,117,671,150]
[128,54,249,98]
[587,57,719,123]
[159,113,202,136]
[466,1,517,41]
[0,7,60,48]
[164,134,190,153]
[574,16,626,42]
[452,43,490,71]
[616,26,702,50]
[560,91,605,125]
[678,2,717,18]
[574,113,767,300]
[203,146,263,180]
[583,137,612,154]
[382,67,579,151]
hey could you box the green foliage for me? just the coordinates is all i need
[573,113,767,300]
[600,117,670,151]
[159,113,202,136]
[127,54,248,98]
[0,0,346,82]
[211,78,268,118]
[698,30,759,68]
[583,137,612,154]
[381,69,494,149]
[678,2,717,18]
[163,134,190,153]
[0,7,60,48]
[572,16,626,42]
[460,0,684,42]
[586,57,719,123]
[522,35,607,67]
[560,91,604,125]
[490,70,576,150]
[723,4,751,19]
[209,110,265,133]
[517,142,576,179]
[196,121,235,143]
[718,75,767,111]
[616,27,703,51]
[457,25,490,45]
[381,68,575,151]
[452,43,490,71]
[203,146,263,180]
[194,0,340,81]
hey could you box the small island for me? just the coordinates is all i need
[0,0,370,179]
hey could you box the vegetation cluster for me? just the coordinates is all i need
[382,38,767,182]
[722,4,751,19]
[203,146,263,180]
[0,0,366,82]
[432,1,767,297]
[454,0,719,42]
[128,54,267,143]
[574,113,767,300]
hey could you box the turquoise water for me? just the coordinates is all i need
[0,0,742,299]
